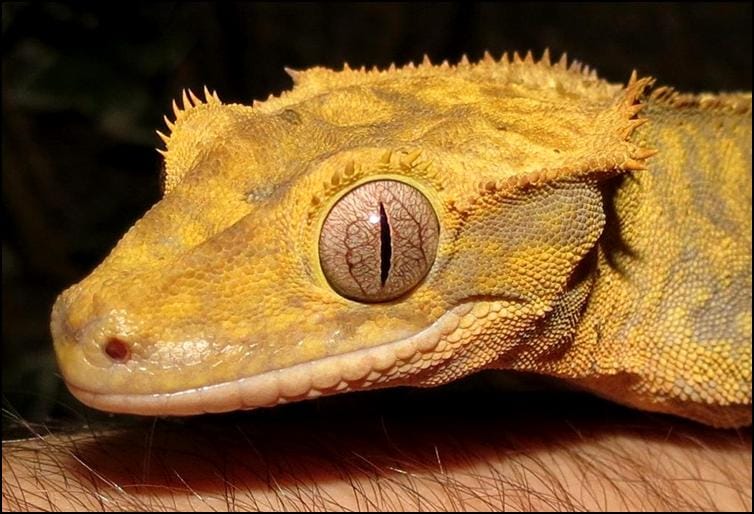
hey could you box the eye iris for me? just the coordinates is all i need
[319,180,439,302]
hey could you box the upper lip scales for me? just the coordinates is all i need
[55,297,484,410]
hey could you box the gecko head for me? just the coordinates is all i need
[51,54,654,415]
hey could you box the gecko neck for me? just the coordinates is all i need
[561,99,752,425]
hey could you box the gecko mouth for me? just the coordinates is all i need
[64,302,478,416]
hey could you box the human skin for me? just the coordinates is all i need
[2,385,751,512]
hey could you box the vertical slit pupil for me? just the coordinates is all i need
[379,202,392,287]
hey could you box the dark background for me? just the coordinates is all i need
[2,2,752,431]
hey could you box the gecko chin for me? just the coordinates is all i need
[58,302,481,416]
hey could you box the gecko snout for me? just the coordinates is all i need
[51,287,139,367]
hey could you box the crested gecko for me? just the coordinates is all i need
[50,51,752,427]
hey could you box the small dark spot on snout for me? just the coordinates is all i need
[105,337,130,362]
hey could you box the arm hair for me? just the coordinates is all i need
[3,389,751,511]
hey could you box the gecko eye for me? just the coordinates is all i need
[319,180,439,303]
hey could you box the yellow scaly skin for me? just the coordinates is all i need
[50,51,752,426]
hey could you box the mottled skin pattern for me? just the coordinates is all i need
[50,51,752,427]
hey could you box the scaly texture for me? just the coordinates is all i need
[50,51,752,426]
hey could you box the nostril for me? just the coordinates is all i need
[104,337,131,362]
